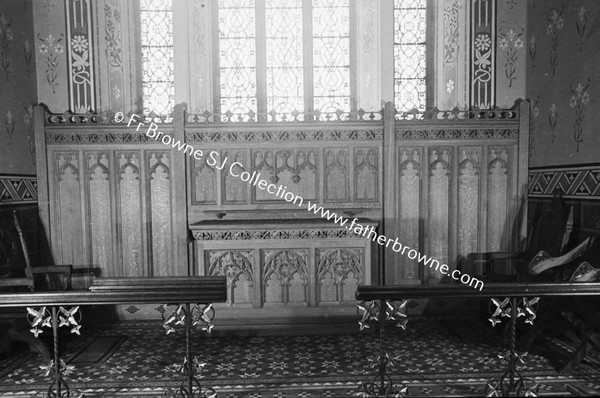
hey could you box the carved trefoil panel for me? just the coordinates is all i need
[261,249,309,307]
[86,152,113,280]
[487,147,510,251]
[148,152,172,276]
[116,152,144,277]
[252,149,318,202]
[316,248,363,305]
[354,147,379,202]
[397,148,422,280]
[324,148,349,202]
[207,250,255,307]
[457,147,481,261]
[428,147,452,279]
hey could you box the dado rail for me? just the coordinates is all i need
[0,276,227,398]
[355,282,600,397]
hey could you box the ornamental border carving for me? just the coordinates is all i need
[394,128,518,140]
[192,228,365,241]
[46,132,173,144]
[185,129,384,143]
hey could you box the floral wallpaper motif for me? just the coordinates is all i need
[529,95,540,153]
[548,103,558,143]
[24,39,32,75]
[38,33,64,94]
[527,0,600,168]
[0,13,13,82]
[444,1,459,66]
[528,35,537,68]
[575,6,590,51]
[104,2,122,68]
[495,0,526,108]
[569,80,590,152]
[0,0,37,174]
[4,109,13,145]
[546,7,564,76]
[23,104,34,166]
[498,27,524,87]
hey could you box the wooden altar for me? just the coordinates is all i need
[33,101,529,320]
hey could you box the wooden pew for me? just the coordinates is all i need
[0,276,226,398]
[355,283,600,397]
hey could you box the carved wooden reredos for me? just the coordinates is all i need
[34,101,529,297]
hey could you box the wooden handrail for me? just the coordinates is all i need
[0,276,227,307]
[356,282,600,300]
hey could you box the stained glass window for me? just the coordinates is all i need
[217,0,351,117]
[312,0,350,113]
[140,0,175,116]
[265,0,304,116]
[218,0,257,116]
[394,0,427,112]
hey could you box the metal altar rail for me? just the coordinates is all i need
[0,276,227,398]
[355,283,600,397]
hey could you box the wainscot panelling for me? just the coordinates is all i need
[35,105,188,289]
[33,102,529,320]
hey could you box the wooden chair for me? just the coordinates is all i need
[471,192,600,374]
[0,211,73,360]
[0,211,72,291]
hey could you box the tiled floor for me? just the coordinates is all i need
[1,317,599,397]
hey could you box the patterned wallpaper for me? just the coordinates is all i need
[527,0,600,168]
[0,0,37,175]
[31,0,68,113]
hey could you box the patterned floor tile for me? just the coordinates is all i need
[0,317,598,396]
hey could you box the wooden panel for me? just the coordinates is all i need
[185,125,384,219]
[192,156,217,205]
[324,148,350,203]
[457,147,481,260]
[86,152,112,278]
[428,147,451,279]
[192,220,375,315]
[252,149,319,202]
[55,152,85,286]
[354,147,378,202]
[262,249,309,307]
[397,147,422,280]
[148,152,172,276]
[487,147,510,251]
[116,152,144,277]
[316,248,364,305]
[206,249,254,307]
[223,149,247,204]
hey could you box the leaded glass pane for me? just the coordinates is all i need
[394,0,427,112]
[313,0,350,113]
[219,0,257,116]
[140,0,174,116]
[266,0,304,116]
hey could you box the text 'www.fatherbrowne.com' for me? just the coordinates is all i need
[115,112,484,291]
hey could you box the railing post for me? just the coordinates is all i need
[51,307,61,397]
